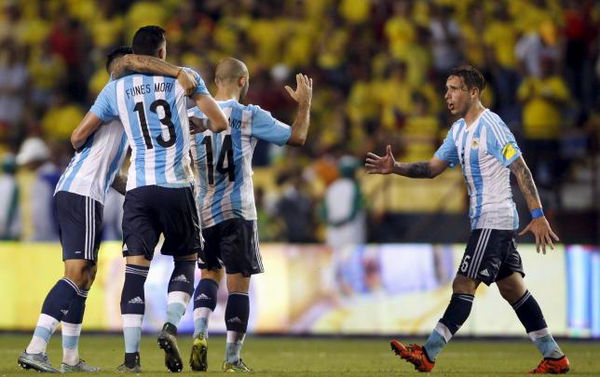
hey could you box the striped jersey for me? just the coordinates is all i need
[90,68,209,191]
[55,119,128,204]
[435,109,522,230]
[189,100,292,228]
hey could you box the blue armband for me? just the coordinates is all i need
[531,208,544,219]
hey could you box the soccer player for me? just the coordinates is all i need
[365,65,570,374]
[17,45,198,373]
[71,26,228,373]
[187,57,312,372]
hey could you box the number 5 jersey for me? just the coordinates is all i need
[188,100,291,228]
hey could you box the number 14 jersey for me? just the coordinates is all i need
[90,70,209,191]
[188,99,291,228]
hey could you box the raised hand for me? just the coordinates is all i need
[285,73,312,105]
[365,145,396,175]
[518,217,560,254]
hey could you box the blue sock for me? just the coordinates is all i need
[62,289,88,365]
[26,278,81,354]
[166,260,195,328]
[224,293,249,363]
[424,294,474,361]
[193,278,219,338]
[512,291,563,358]
[120,264,148,365]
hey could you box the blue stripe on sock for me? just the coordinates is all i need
[423,330,446,361]
[193,318,208,338]
[124,327,141,353]
[166,303,186,326]
[62,335,79,349]
[33,326,52,342]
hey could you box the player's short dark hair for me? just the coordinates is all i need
[448,65,486,92]
[132,25,166,56]
[106,46,133,73]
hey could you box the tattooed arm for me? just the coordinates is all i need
[365,145,448,178]
[110,55,198,95]
[509,156,559,253]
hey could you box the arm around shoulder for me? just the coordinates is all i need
[71,112,104,150]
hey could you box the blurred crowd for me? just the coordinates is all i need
[0,0,599,243]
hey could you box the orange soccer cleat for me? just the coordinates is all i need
[390,340,435,372]
[529,355,570,374]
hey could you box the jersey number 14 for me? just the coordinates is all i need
[201,135,235,185]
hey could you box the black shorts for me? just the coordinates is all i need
[199,218,263,277]
[55,191,103,262]
[457,228,525,286]
[122,185,202,260]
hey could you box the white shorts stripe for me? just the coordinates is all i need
[467,229,488,278]
[471,229,492,278]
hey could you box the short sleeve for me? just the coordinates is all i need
[434,127,459,167]
[90,82,118,122]
[249,105,292,146]
[486,118,522,167]
[187,107,204,119]
[184,68,210,96]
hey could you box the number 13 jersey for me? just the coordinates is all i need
[188,100,292,228]
[90,69,209,191]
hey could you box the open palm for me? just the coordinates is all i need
[365,145,396,174]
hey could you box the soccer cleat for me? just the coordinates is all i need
[529,355,570,374]
[189,333,208,371]
[390,340,435,372]
[222,359,252,372]
[157,322,183,372]
[17,351,60,373]
[60,359,101,372]
[115,363,142,373]
[115,352,141,373]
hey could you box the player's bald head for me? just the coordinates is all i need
[215,57,248,83]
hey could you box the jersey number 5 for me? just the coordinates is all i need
[201,135,235,185]
[133,100,177,149]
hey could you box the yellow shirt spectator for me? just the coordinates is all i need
[517,75,570,140]
[42,102,85,141]
[339,0,370,23]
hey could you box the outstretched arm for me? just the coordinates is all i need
[284,74,313,146]
[111,55,198,95]
[509,156,559,253]
[365,145,448,178]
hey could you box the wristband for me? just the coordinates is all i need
[531,208,544,219]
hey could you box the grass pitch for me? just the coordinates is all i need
[1,334,599,376]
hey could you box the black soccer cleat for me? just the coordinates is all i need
[157,322,183,372]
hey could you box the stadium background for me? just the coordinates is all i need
[0,0,599,340]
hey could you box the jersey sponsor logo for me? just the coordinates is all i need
[128,296,144,304]
[502,143,516,160]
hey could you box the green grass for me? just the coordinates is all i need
[1,334,599,376]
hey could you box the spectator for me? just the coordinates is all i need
[16,137,60,241]
[321,156,365,249]
[0,39,28,135]
[0,153,20,240]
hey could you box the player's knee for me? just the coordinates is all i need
[201,268,223,283]
[226,273,250,294]
[452,275,478,295]
[85,264,98,289]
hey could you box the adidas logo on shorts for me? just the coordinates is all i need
[479,269,490,277]
[171,274,189,283]
[195,293,211,301]
[227,316,242,324]
[61,309,69,316]
[128,296,144,304]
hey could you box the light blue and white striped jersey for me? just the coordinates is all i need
[90,68,209,191]
[55,119,128,204]
[435,109,522,230]
[188,100,292,228]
